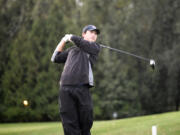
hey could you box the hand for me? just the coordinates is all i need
[62,34,73,43]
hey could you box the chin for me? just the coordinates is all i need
[90,39,96,42]
[85,39,96,42]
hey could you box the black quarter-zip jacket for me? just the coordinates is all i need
[52,35,100,86]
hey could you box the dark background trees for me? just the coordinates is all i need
[0,0,179,122]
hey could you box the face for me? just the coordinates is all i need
[82,30,98,42]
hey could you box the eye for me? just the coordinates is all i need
[91,30,97,35]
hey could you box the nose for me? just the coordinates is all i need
[91,32,97,37]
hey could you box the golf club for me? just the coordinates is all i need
[100,44,156,69]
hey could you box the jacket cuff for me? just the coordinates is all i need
[71,35,81,43]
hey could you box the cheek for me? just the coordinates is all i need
[93,35,97,40]
[83,34,91,40]
[86,34,91,39]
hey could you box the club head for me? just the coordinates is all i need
[150,59,155,70]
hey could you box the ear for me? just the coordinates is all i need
[82,32,85,38]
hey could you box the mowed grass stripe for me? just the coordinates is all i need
[91,111,180,135]
[0,122,63,135]
[0,111,179,135]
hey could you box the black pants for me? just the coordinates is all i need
[59,85,93,135]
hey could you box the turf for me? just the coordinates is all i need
[0,111,179,135]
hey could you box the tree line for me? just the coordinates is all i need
[0,0,179,122]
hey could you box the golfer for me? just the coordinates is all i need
[51,25,100,135]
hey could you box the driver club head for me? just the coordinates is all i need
[150,59,155,70]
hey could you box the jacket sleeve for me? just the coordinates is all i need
[51,48,71,63]
[71,35,100,55]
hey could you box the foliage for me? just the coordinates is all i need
[0,111,179,135]
[0,0,180,122]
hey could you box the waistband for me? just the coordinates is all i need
[61,84,92,88]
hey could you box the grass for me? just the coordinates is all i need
[0,111,179,135]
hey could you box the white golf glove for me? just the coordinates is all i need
[62,34,73,43]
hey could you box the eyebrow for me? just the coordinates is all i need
[90,30,97,34]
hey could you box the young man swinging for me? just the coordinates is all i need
[51,25,100,135]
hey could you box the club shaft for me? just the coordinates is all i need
[100,44,150,61]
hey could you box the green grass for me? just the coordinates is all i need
[0,111,179,135]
